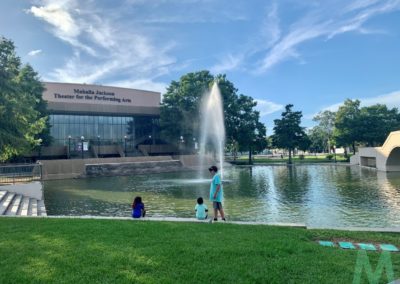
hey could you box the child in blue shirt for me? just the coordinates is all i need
[209,165,225,221]
[131,196,146,218]
[195,197,208,220]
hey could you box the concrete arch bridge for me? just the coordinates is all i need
[351,131,400,171]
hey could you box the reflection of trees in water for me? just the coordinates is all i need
[332,166,397,210]
[224,166,270,198]
[376,171,400,212]
[385,171,400,191]
[334,167,376,202]
[273,166,310,203]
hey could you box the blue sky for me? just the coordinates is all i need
[1,0,400,133]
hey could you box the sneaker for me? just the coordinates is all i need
[213,218,218,221]
[222,218,226,221]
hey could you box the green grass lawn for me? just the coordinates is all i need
[0,218,398,283]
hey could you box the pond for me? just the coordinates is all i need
[43,165,400,228]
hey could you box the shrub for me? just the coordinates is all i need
[326,154,334,160]
[299,154,305,160]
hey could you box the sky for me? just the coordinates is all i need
[1,0,400,133]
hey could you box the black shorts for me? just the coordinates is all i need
[213,201,223,210]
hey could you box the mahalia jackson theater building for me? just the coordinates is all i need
[39,82,162,158]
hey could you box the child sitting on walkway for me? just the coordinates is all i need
[131,196,146,218]
[195,197,208,220]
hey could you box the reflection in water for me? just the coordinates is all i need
[274,166,310,204]
[43,165,400,228]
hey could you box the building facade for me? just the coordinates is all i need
[43,82,160,158]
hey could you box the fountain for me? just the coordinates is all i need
[199,81,226,178]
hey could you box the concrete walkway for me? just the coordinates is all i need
[307,225,400,233]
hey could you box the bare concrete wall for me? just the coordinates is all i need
[86,160,183,176]
[360,157,376,168]
[350,153,359,165]
[39,154,232,180]
[40,156,175,180]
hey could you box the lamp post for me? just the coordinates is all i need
[334,145,337,163]
[148,135,152,156]
[180,136,184,153]
[68,135,71,159]
[124,135,127,157]
[193,137,197,153]
[38,139,42,160]
[80,136,84,159]
[97,135,100,158]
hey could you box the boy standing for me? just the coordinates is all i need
[208,165,226,221]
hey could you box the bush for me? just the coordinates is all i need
[326,154,334,160]
[299,154,305,160]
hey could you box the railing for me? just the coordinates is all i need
[0,164,42,185]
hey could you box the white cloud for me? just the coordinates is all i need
[28,0,96,55]
[344,0,382,13]
[256,0,400,73]
[29,0,176,88]
[255,99,284,116]
[109,79,167,96]
[259,24,326,72]
[123,0,246,24]
[262,1,281,48]
[210,54,243,74]
[360,90,400,107]
[27,49,42,56]
[309,90,400,118]
[30,2,80,38]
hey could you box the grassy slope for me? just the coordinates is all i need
[0,218,398,283]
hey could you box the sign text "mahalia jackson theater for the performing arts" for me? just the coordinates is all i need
[43,82,161,149]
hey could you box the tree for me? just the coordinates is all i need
[271,104,307,164]
[313,110,336,153]
[0,37,47,162]
[333,99,361,154]
[17,64,52,146]
[358,104,400,146]
[307,126,326,153]
[160,71,213,143]
[160,71,267,162]
[227,93,267,164]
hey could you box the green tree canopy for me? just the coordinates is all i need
[333,99,362,154]
[313,110,336,152]
[319,99,400,154]
[17,64,52,146]
[271,104,307,164]
[160,71,213,143]
[160,70,266,158]
[307,126,327,153]
[358,104,400,146]
[0,37,48,161]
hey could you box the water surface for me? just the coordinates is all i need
[43,165,400,228]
